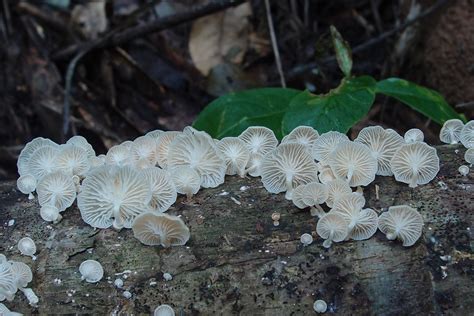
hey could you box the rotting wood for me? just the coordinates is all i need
[0,145,472,315]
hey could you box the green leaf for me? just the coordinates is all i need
[330,25,353,77]
[375,78,466,124]
[193,88,301,139]
[282,76,376,134]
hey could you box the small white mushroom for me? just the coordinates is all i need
[378,205,423,247]
[291,184,309,209]
[154,304,175,316]
[311,131,349,164]
[17,137,59,176]
[27,146,60,181]
[260,143,319,200]
[390,142,440,188]
[142,168,177,213]
[244,153,264,177]
[0,260,16,302]
[217,137,250,177]
[460,120,474,148]
[302,182,328,217]
[40,204,62,223]
[17,238,36,259]
[10,261,33,288]
[79,260,104,283]
[66,135,95,158]
[155,131,182,169]
[132,213,190,247]
[282,126,319,149]
[404,128,424,143]
[238,126,278,156]
[16,174,37,200]
[169,166,201,201]
[114,278,123,288]
[105,144,131,167]
[439,119,464,144]
[329,141,378,187]
[458,165,469,176]
[54,144,90,177]
[313,299,327,313]
[316,212,349,248]
[36,171,76,212]
[318,165,336,184]
[325,179,352,208]
[163,273,173,281]
[346,208,379,241]
[300,233,313,246]
[130,135,158,168]
[464,148,474,164]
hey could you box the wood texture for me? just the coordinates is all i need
[0,145,472,315]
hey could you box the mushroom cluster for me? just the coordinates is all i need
[0,254,38,307]
[439,119,474,169]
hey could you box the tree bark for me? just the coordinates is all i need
[0,145,472,315]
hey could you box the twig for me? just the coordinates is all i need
[53,0,245,60]
[264,0,286,88]
[455,101,474,109]
[370,0,383,33]
[16,2,68,32]
[287,0,451,79]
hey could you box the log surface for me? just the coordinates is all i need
[0,145,472,315]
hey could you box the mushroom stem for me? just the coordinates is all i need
[310,205,325,218]
[386,232,397,240]
[284,177,294,200]
[20,287,39,306]
[409,175,418,188]
[185,192,193,202]
[28,193,34,200]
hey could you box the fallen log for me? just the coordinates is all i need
[0,145,472,315]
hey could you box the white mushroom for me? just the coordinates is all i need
[316,212,349,248]
[78,166,151,229]
[10,261,32,289]
[36,171,76,211]
[260,143,319,200]
[354,126,404,176]
[244,153,264,177]
[238,126,278,156]
[300,233,313,246]
[54,144,90,177]
[439,119,464,144]
[169,166,201,201]
[311,131,349,164]
[404,128,424,143]
[16,175,37,200]
[325,179,352,208]
[106,144,131,167]
[390,142,440,188]
[464,148,474,164]
[458,165,469,176]
[142,168,177,213]
[66,135,95,158]
[460,120,474,148]
[318,165,336,184]
[17,137,59,176]
[282,126,319,148]
[0,261,16,302]
[217,137,250,177]
[17,238,36,259]
[302,182,328,217]
[313,299,327,313]
[291,184,309,209]
[167,132,226,188]
[40,204,62,223]
[27,146,60,180]
[155,131,182,169]
[154,304,175,316]
[132,213,190,247]
[130,135,158,168]
[378,205,423,247]
[79,260,104,283]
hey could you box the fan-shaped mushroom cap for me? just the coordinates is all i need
[318,164,336,184]
[17,238,36,258]
[390,142,440,188]
[260,143,319,200]
[155,131,182,168]
[54,144,90,177]
[458,165,469,176]
[245,153,264,177]
[132,213,190,247]
[302,182,328,206]
[329,141,377,187]
[10,261,32,288]
[130,136,158,168]
[311,131,349,164]
[141,168,177,213]
[313,299,327,313]
[169,166,201,200]
[291,184,309,209]
[154,304,175,316]
[439,119,464,144]
[348,208,379,240]
[146,129,164,139]
[316,212,349,248]
[217,137,250,177]
[282,126,319,148]
[79,260,104,283]
[17,137,59,176]
[355,126,404,176]
[404,128,424,143]
[0,261,16,302]
[167,132,226,188]
[36,171,76,211]
[66,135,95,158]
[464,148,474,164]
[331,193,365,216]
[78,166,151,229]
[325,179,352,208]
[27,146,60,180]
[378,205,423,247]
[300,233,313,246]
[238,126,278,156]
[16,175,36,199]
[106,144,131,167]
[40,205,62,223]
[460,120,474,148]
